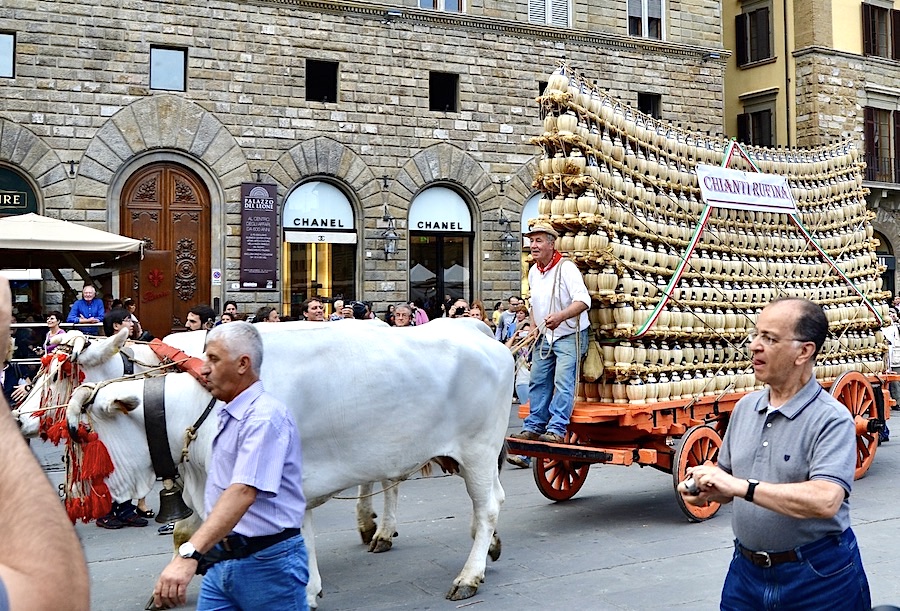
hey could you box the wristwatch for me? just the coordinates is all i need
[178,542,202,561]
[744,479,760,503]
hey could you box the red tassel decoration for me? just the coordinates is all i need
[81,433,115,482]
[90,481,113,519]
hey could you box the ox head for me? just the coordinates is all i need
[14,328,135,439]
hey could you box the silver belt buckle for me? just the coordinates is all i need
[753,551,772,568]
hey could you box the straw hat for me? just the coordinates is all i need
[524,222,559,238]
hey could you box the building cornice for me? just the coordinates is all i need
[793,45,886,66]
[251,0,728,60]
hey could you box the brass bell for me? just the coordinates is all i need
[156,478,193,524]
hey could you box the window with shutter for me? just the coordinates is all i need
[864,106,877,181]
[628,0,664,39]
[647,0,662,39]
[750,7,770,61]
[529,0,569,27]
[862,4,891,58]
[550,0,569,27]
[528,0,546,24]
[863,3,875,56]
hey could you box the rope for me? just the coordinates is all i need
[330,463,454,500]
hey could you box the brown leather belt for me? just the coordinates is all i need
[738,544,800,568]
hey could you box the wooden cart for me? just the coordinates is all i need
[506,370,893,522]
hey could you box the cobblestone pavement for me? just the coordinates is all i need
[33,406,900,610]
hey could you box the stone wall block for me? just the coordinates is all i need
[0,121,22,162]
[188,112,223,158]
[394,168,419,200]
[153,96,184,146]
[76,156,115,185]
[299,139,319,176]
[96,122,134,163]
[269,159,296,191]
[111,106,147,157]
[414,150,438,184]
[317,138,344,175]
[347,159,375,194]
[86,138,125,173]
[284,146,307,178]
[9,128,38,168]
[218,165,248,195]
[211,145,247,178]
[25,149,63,186]
[131,101,163,150]
[72,176,109,199]
[176,103,207,152]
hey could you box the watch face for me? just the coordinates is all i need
[179,542,195,558]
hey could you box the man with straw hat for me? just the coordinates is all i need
[510,222,590,444]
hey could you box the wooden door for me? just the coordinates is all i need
[121,163,210,333]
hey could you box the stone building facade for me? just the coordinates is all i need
[723,0,900,295]
[0,0,724,331]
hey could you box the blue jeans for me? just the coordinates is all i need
[515,383,530,404]
[721,529,870,611]
[524,329,588,437]
[198,534,309,611]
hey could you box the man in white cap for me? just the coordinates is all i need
[510,222,590,444]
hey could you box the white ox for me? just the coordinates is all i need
[14,326,408,553]
[65,318,513,605]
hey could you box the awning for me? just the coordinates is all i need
[0,213,143,270]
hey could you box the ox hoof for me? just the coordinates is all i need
[368,538,394,553]
[446,583,479,601]
[488,534,502,562]
[360,524,377,545]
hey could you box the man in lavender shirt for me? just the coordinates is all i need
[153,321,308,610]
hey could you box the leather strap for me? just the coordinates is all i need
[119,348,134,376]
[143,376,177,479]
[738,544,799,568]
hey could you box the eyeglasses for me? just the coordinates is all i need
[747,330,807,347]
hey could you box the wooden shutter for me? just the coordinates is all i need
[549,0,569,27]
[737,113,751,144]
[892,9,900,59]
[528,0,546,24]
[863,3,874,56]
[893,110,900,182]
[864,106,876,180]
[735,14,749,66]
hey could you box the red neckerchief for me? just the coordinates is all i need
[536,250,563,274]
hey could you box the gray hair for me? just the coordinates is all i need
[394,303,412,315]
[206,320,263,375]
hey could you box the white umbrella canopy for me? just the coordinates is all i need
[443,263,470,284]
[410,262,437,285]
[0,213,143,269]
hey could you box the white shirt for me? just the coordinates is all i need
[528,258,590,345]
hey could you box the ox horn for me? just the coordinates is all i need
[70,333,88,361]
[156,478,193,524]
[65,385,94,437]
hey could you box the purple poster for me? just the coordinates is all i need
[239,182,278,291]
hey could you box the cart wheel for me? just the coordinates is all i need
[672,425,722,522]
[532,431,590,502]
[830,371,878,480]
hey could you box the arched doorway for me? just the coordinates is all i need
[120,163,211,333]
[408,186,473,320]
[281,180,358,319]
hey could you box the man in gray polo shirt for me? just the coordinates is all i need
[678,297,870,610]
